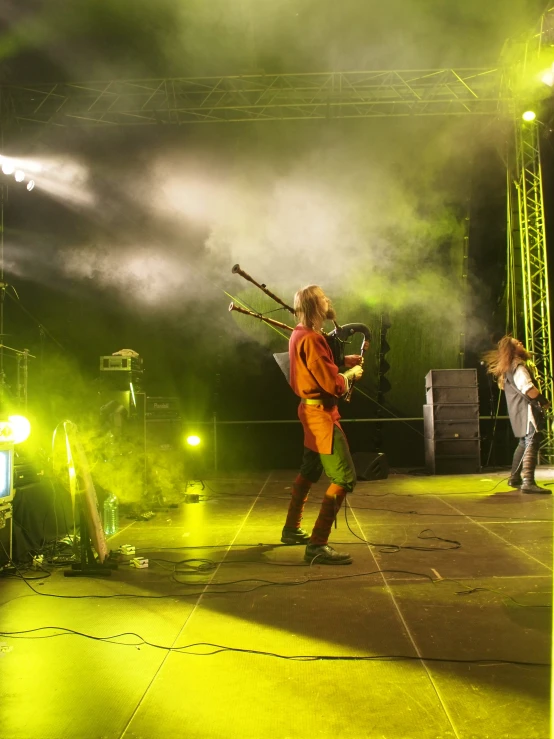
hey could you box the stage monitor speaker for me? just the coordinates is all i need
[353,451,389,481]
[145,418,183,453]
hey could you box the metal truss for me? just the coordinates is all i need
[514,122,553,397]
[0,68,503,127]
[507,7,554,461]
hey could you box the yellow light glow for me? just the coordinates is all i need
[186,435,201,447]
[522,110,537,122]
[8,415,31,444]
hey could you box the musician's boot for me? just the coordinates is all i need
[281,474,312,544]
[305,484,352,564]
[508,441,525,488]
[520,436,551,494]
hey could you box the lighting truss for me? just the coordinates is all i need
[514,122,553,401]
[0,68,504,127]
[506,6,554,461]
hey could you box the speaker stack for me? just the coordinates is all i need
[144,397,182,454]
[424,369,481,474]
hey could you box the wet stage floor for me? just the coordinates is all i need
[1,469,552,739]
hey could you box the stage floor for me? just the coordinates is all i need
[1,469,552,739]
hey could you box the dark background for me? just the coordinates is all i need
[0,0,552,473]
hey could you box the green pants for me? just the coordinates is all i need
[299,426,357,493]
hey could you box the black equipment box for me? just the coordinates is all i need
[353,451,389,481]
[425,369,478,404]
[425,385,479,404]
[100,355,143,372]
[145,397,181,420]
[426,438,481,456]
[424,440,482,475]
[423,405,479,439]
[425,369,478,387]
[424,368,481,475]
[424,403,480,421]
[145,417,183,451]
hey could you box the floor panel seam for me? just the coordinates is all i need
[348,505,462,739]
[117,470,274,739]
[437,497,553,572]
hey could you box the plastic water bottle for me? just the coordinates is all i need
[103,494,119,536]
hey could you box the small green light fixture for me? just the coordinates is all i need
[186,435,201,447]
[522,110,537,122]
[8,415,31,444]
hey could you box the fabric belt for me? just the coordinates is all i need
[301,398,336,408]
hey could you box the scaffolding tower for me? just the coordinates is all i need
[507,7,554,460]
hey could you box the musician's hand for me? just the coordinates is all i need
[346,365,364,380]
[345,354,363,368]
[363,340,370,352]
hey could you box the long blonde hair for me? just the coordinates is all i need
[294,285,327,330]
[482,335,530,389]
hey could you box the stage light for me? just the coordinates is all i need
[1,161,15,175]
[8,415,31,444]
[522,110,537,122]
[14,170,25,183]
[186,435,201,447]
[0,447,14,504]
[26,180,35,192]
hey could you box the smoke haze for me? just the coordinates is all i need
[0,0,545,432]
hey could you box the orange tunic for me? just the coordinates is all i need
[289,324,346,454]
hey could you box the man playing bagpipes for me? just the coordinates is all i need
[281,285,366,564]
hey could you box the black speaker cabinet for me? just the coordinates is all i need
[423,405,480,440]
[145,418,183,453]
[424,439,481,474]
[423,368,481,475]
[425,368,479,405]
[353,451,389,481]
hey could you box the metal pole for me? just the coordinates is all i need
[213,412,218,472]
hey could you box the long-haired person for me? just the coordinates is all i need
[483,335,551,494]
[281,285,365,564]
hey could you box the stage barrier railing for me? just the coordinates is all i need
[185,415,510,471]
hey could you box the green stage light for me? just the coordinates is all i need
[522,110,537,122]
[186,435,201,447]
[8,415,31,444]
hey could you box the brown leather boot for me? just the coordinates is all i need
[282,474,312,544]
[306,484,351,563]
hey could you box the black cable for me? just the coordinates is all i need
[6,289,66,351]
[340,502,551,521]
[351,384,425,438]
[0,539,52,581]
[0,626,548,667]
[4,539,550,610]
[442,577,552,608]
[343,499,462,553]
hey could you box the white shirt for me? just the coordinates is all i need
[512,363,536,432]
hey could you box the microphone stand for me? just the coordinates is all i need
[481,363,499,467]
